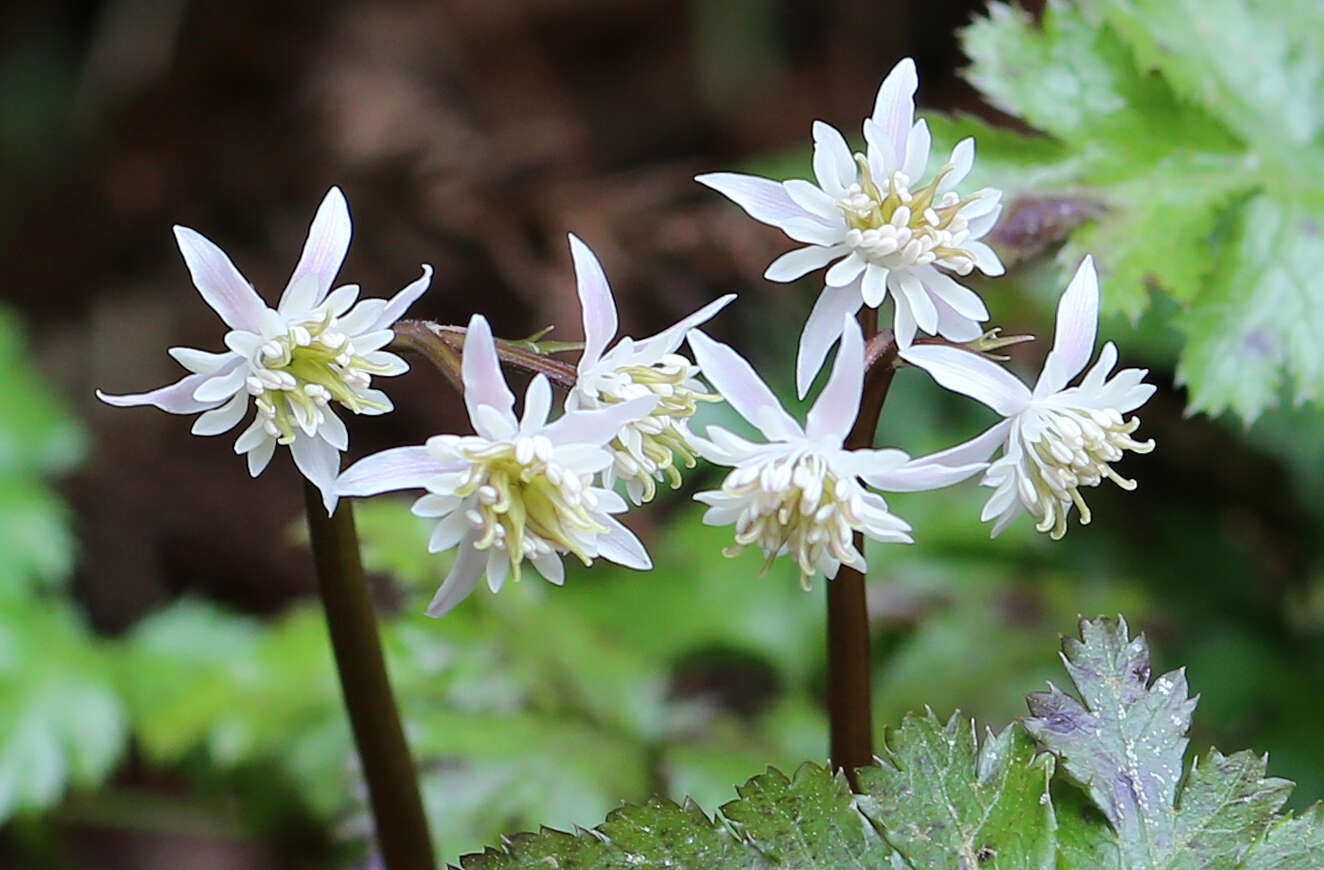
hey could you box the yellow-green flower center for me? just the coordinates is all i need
[837,154,981,274]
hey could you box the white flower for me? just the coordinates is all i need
[336,315,660,617]
[695,57,1004,397]
[688,315,985,588]
[902,257,1156,539]
[563,234,735,504]
[97,187,432,513]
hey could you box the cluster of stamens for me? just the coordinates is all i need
[245,313,390,444]
[443,433,605,581]
[1014,406,1155,539]
[837,155,980,275]
[595,356,721,502]
[720,453,865,589]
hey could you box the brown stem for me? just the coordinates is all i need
[827,316,899,788]
[303,485,435,869]
[390,320,578,390]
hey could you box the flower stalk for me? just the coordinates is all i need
[302,483,434,869]
[827,317,898,786]
[390,320,579,389]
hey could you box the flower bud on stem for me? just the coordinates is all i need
[303,483,435,869]
[828,317,898,789]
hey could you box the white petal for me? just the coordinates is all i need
[168,346,234,374]
[870,58,918,176]
[966,240,1005,277]
[97,370,227,415]
[486,548,509,593]
[861,264,889,307]
[695,172,826,233]
[796,284,863,398]
[336,446,446,497]
[367,265,433,332]
[932,292,986,342]
[905,419,1012,469]
[631,293,737,361]
[320,409,349,450]
[901,119,931,182]
[921,268,988,321]
[891,286,918,349]
[324,284,360,316]
[544,396,658,447]
[783,179,840,221]
[941,138,975,192]
[805,314,863,444]
[461,315,517,430]
[825,252,867,287]
[190,391,248,436]
[688,331,803,441]
[426,510,470,552]
[336,299,388,337]
[569,234,618,371]
[246,435,277,476]
[173,226,266,331]
[1035,255,1099,398]
[596,516,652,570]
[291,436,342,514]
[530,551,565,586]
[897,271,938,335]
[967,203,1003,239]
[863,456,987,492]
[233,418,268,453]
[765,245,848,283]
[812,121,857,196]
[1080,341,1119,392]
[278,274,320,319]
[284,187,351,308]
[191,365,248,403]
[521,374,553,432]
[426,539,486,617]
[902,345,1031,416]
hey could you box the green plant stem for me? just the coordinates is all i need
[303,484,435,869]
[391,320,579,389]
[827,316,899,787]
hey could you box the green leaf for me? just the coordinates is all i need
[858,713,1055,869]
[1175,196,1324,421]
[958,0,1324,420]
[1242,804,1324,869]
[0,596,126,819]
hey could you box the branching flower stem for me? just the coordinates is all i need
[302,483,435,869]
[391,320,579,389]
[828,315,899,787]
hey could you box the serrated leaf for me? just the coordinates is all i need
[1242,804,1324,869]
[1176,196,1324,421]
[1023,616,1194,863]
[858,712,1055,870]
[1162,749,1292,869]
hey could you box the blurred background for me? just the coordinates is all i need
[3,0,1324,867]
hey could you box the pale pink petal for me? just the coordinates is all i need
[284,187,351,308]
[897,272,938,334]
[765,245,848,283]
[891,283,918,348]
[826,252,867,287]
[688,330,803,441]
[485,549,509,593]
[291,436,342,514]
[904,343,1031,415]
[932,293,986,342]
[863,456,988,492]
[191,366,248,403]
[695,172,828,235]
[461,314,516,428]
[783,179,840,221]
[631,293,737,360]
[425,538,486,617]
[168,346,233,374]
[336,446,448,496]
[320,410,349,450]
[1035,256,1100,397]
[921,268,989,321]
[278,274,320,319]
[530,552,565,585]
[870,58,918,175]
[173,226,266,331]
[520,374,553,432]
[805,314,863,444]
[911,418,1013,468]
[246,435,277,476]
[797,284,864,398]
[97,370,228,415]
[569,234,618,370]
[543,396,658,446]
[812,120,857,196]
[367,265,433,332]
[966,240,1005,276]
[861,264,889,307]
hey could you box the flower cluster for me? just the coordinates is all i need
[102,54,1158,616]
